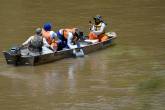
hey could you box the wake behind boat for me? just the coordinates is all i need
[2,32,117,66]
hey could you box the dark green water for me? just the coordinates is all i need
[0,0,165,110]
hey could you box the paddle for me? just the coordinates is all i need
[73,42,85,57]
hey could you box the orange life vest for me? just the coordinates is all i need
[42,30,52,45]
[61,28,76,39]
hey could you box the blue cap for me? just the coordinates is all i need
[43,23,52,31]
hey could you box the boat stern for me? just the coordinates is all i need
[2,51,21,65]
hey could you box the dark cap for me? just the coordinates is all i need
[93,15,103,21]
[35,28,42,35]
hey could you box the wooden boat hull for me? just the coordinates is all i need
[3,37,116,66]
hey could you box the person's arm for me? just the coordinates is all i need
[43,37,51,47]
[50,31,58,40]
[67,32,77,49]
[22,36,33,46]
[92,23,106,35]
[89,21,93,31]
[90,25,95,31]
[43,37,55,51]
[50,31,62,44]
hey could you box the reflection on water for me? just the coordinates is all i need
[0,0,165,110]
[0,58,85,95]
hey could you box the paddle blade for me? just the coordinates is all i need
[73,49,84,57]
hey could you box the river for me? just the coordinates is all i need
[0,0,165,110]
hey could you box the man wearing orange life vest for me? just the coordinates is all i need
[88,15,108,42]
[42,23,58,51]
[56,28,83,50]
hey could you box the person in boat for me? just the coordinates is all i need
[22,28,52,53]
[42,23,58,51]
[56,28,83,50]
[88,15,108,42]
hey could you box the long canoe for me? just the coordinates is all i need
[3,32,117,66]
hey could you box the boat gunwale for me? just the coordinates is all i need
[2,37,116,66]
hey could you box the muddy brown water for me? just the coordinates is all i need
[0,0,165,110]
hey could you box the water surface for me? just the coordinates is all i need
[0,0,165,110]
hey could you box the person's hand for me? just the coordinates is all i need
[19,44,24,49]
[89,21,93,30]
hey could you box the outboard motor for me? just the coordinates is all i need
[9,46,21,56]
[8,46,21,65]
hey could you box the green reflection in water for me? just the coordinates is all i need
[137,76,164,93]
[136,76,165,110]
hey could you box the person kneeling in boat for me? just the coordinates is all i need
[56,28,83,50]
[88,15,108,42]
[22,28,53,54]
[42,23,58,51]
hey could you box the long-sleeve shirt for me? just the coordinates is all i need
[50,31,57,39]
[67,32,78,49]
[22,36,50,47]
[58,29,78,49]
[91,22,106,36]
